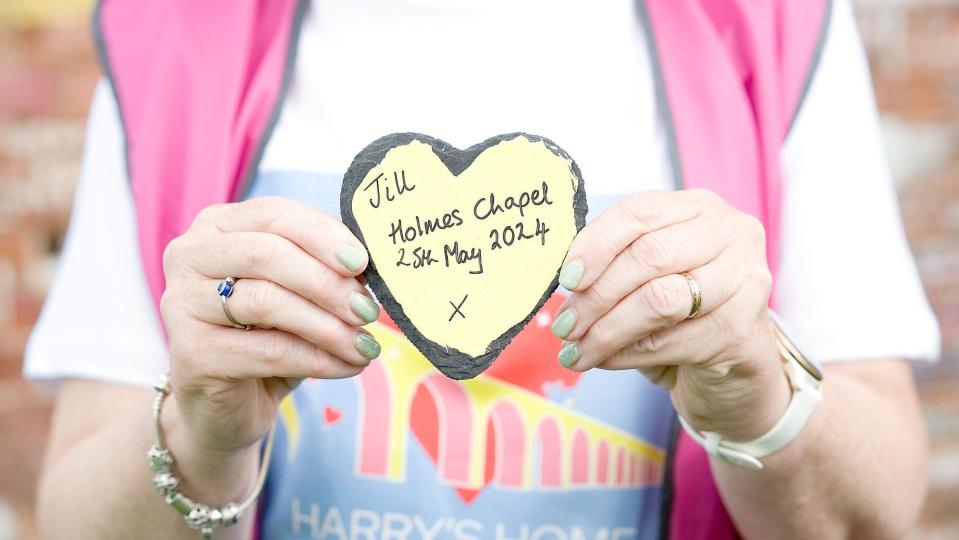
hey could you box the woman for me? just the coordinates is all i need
[27,0,940,538]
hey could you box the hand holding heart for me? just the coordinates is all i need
[554,189,790,442]
[160,197,380,463]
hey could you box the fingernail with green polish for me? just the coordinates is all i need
[336,244,368,273]
[350,292,380,324]
[551,309,576,339]
[559,260,584,290]
[355,332,382,360]
[558,342,580,369]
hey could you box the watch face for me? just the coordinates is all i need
[768,311,823,381]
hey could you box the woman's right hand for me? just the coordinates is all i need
[159,196,380,470]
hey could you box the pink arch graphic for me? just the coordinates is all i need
[536,417,563,487]
[596,440,610,485]
[615,447,626,485]
[418,374,473,485]
[488,402,525,487]
[571,430,590,484]
[630,454,641,485]
[645,460,662,486]
[356,361,391,476]
[624,452,634,486]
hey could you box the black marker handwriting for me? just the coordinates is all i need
[364,170,415,209]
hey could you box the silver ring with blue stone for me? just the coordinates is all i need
[217,277,254,330]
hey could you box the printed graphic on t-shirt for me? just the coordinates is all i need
[264,295,673,540]
[251,171,675,540]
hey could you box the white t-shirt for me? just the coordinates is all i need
[25,0,940,386]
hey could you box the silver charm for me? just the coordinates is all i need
[185,504,212,529]
[153,374,171,395]
[152,472,180,497]
[147,445,174,472]
[219,503,241,525]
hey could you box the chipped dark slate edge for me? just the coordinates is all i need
[340,133,588,380]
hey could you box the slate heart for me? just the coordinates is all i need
[341,133,587,379]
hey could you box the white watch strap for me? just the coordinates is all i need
[678,354,822,470]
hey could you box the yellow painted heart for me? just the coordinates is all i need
[341,133,587,379]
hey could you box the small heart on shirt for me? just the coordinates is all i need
[341,133,587,379]
[323,406,342,424]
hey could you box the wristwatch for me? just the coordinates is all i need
[677,311,823,470]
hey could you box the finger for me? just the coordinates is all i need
[559,189,719,292]
[563,261,735,371]
[195,197,370,277]
[190,278,380,366]
[597,313,726,371]
[556,213,733,341]
[188,231,378,325]
[174,326,369,380]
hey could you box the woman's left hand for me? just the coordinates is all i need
[553,189,790,442]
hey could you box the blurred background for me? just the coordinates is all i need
[0,0,957,538]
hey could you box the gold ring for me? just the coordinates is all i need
[681,272,702,319]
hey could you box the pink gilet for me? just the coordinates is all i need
[94,1,830,537]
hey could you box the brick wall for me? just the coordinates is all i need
[856,0,959,370]
[0,4,97,537]
[853,1,959,535]
[0,1,957,538]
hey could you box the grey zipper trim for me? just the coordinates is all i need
[633,3,683,538]
[786,0,835,137]
[92,0,132,184]
[237,0,310,200]
[634,0,685,192]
